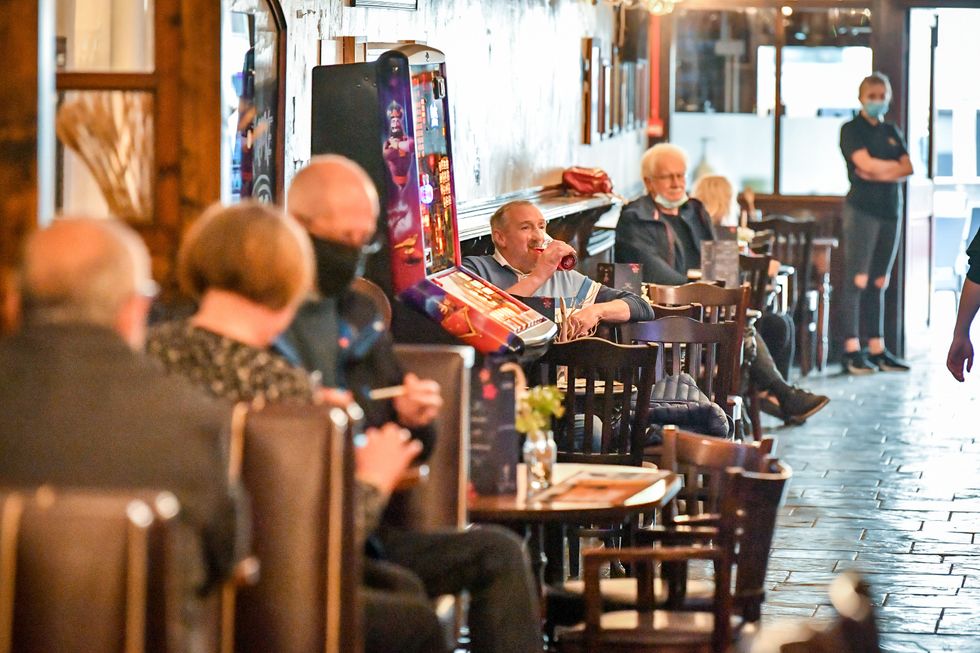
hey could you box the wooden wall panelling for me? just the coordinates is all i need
[178,0,222,232]
[0,0,47,337]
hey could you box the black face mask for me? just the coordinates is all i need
[311,237,366,298]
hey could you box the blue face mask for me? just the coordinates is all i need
[655,193,689,210]
[862,101,889,119]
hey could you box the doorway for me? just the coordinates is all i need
[905,8,980,346]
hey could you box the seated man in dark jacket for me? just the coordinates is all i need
[279,157,543,653]
[463,200,654,335]
[0,218,249,652]
[614,144,829,427]
[616,143,715,284]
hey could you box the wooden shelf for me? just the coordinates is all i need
[456,185,621,242]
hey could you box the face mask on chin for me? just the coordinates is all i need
[654,193,689,210]
[311,237,366,298]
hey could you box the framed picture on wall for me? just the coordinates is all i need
[601,59,612,138]
[352,0,418,8]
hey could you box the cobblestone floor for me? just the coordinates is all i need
[760,343,980,652]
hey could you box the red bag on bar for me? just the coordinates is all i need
[561,166,614,196]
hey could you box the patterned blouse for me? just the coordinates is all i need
[146,319,384,544]
[147,320,314,406]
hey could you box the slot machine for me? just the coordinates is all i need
[311,45,556,355]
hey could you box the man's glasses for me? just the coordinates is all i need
[651,173,687,182]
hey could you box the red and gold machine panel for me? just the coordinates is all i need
[312,46,555,354]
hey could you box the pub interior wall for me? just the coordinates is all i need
[280,0,647,205]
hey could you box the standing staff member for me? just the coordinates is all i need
[839,72,914,375]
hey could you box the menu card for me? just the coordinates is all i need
[534,470,668,504]
[700,240,740,289]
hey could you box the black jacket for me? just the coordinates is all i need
[0,322,249,592]
[615,195,715,284]
[277,291,437,458]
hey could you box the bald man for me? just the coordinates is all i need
[280,157,543,653]
[0,218,249,646]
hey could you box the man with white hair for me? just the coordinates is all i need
[0,218,249,645]
[615,143,715,284]
[615,145,830,426]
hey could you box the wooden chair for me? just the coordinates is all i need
[557,461,791,653]
[351,276,392,329]
[0,487,189,653]
[534,337,659,467]
[386,344,475,644]
[560,427,776,614]
[646,282,753,439]
[739,253,776,439]
[384,344,474,532]
[739,254,774,315]
[226,403,360,653]
[620,317,741,444]
[651,303,704,320]
[754,216,818,376]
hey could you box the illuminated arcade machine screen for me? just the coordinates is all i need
[312,45,555,355]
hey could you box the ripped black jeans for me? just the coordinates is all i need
[840,201,902,342]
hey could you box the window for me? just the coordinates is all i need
[671,5,873,196]
[55,0,156,222]
[672,8,777,193]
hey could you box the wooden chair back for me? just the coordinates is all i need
[651,302,703,320]
[645,282,748,391]
[351,277,392,329]
[660,425,775,521]
[620,317,738,409]
[0,487,187,653]
[739,253,773,313]
[228,404,360,653]
[754,216,816,312]
[646,282,748,327]
[562,463,788,653]
[386,345,475,530]
[722,459,792,623]
[535,337,659,466]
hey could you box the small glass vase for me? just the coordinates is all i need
[523,430,557,497]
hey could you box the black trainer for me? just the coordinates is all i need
[868,350,910,372]
[844,350,878,376]
[779,387,830,426]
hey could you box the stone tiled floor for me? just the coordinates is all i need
[759,343,980,652]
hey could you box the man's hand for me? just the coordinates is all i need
[565,304,604,339]
[947,334,974,382]
[355,423,423,495]
[392,372,442,428]
[531,240,576,279]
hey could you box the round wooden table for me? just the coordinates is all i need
[469,464,681,586]
[469,463,679,524]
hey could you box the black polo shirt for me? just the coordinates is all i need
[840,113,908,220]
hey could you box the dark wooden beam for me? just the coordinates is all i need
[0,0,46,336]
[56,72,157,91]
